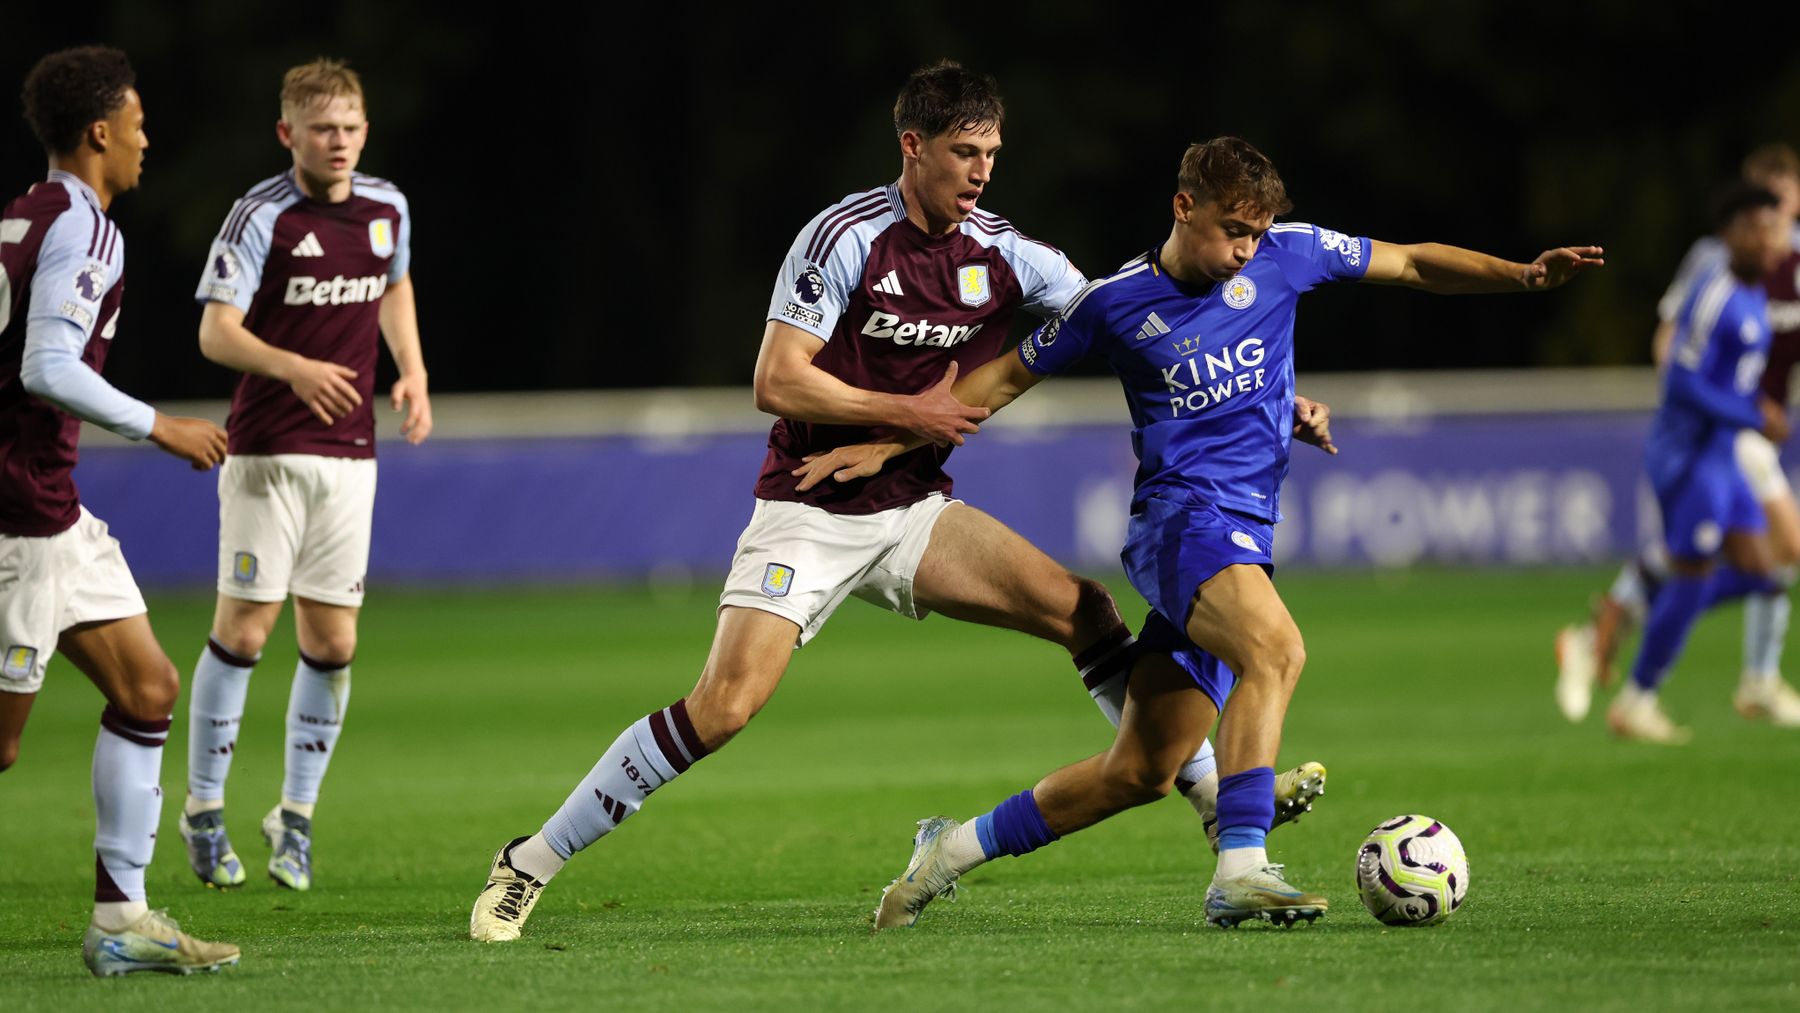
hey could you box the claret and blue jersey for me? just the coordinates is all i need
[1018,222,1371,523]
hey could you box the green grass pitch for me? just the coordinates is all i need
[3,568,1797,1010]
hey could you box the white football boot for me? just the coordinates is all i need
[470,837,547,942]
[1555,624,1598,722]
[1204,864,1327,929]
[873,817,963,931]
[81,909,240,977]
[1199,761,1329,854]
[1607,685,1692,744]
[1733,674,1800,727]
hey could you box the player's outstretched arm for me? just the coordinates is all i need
[791,350,1046,491]
[378,274,432,444]
[199,301,361,426]
[1363,241,1604,293]
[753,321,989,446]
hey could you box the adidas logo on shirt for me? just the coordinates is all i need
[872,270,905,296]
[1135,312,1171,341]
[291,232,325,257]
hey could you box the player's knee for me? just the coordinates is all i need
[1243,627,1306,689]
[1101,751,1177,805]
[0,737,19,773]
[214,624,270,660]
[1071,576,1124,640]
[304,635,357,669]
[685,690,762,751]
[117,656,180,721]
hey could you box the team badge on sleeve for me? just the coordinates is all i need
[232,552,258,584]
[369,218,396,258]
[760,563,795,598]
[2,645,38,681]
[72,263,105,301]
[957,264,991,307]
[213,249,240,280]
[1223,276,1257,310]
[793,264,826,305]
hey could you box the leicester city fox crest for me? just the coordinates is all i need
[1223,275,1257,310]
[761,563,795,598]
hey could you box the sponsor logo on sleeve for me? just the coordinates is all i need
[761,563,795,598]
[793,264,826,305]
[369,218,395,258]
[1317,228,1362,268]
[2,645,38,681]
[214,249,240,280]
[59,301,94,329]
[957,264,991,307]
[206,283,237,302]
[232,552,258,584]
[1222,275,1257,309]
[72,263,105,301]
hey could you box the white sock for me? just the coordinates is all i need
[187,639,256,805]
[1215,846,1268,879]
[508,833,567,883]
[1182,770,1220,821]
[540,699,708,859]
[283,653,351,807]
[92,901,149,932]
[185,796,224,816]
[942,819,989,877]
[282,798,316,819]
[1744,580,1791,681]
[93,706,168,911]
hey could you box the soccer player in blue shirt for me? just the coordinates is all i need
[1603,184,1794,743]
[800,137,1601,928]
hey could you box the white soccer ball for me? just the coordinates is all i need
[1354,814,1469,926]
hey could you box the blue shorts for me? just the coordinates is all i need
[1657,451,1765,560]
[1122,495,1275,709]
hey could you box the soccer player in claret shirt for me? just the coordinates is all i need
[798,137,1600,928]
[468,62,1326,942]
[177,58,432,892]
[1557,146,1800,728]
[0,46,238,976]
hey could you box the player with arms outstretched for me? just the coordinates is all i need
[798,137,1600,929]
[178,58,431,892]
[468,64,1327,943]
[0,46,238,976]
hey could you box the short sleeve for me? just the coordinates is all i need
[384,192,411,281]
[195,201,273,313]
[1019,279,1109,376]
[1657,237,1725,324]
[1276,222,1371,291]
[766,210,864,342]
[1008,240,1087,319]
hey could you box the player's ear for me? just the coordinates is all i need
[86,118,110,154]
[275,119,294,150]
[899,129,923,163]
[1173,190,1193,224]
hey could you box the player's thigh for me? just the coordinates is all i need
[1722,528,1777,576]
[686,605,803,748]
[1736,430,1800,563]
[1762,493,1800,566]
[217,454,304,604]
[910,501,1104,644]
[58,614,178,720]
[293,597,360,665]
[1183,563,1303,681]
[290,457,375,608]
[718,498,891,647]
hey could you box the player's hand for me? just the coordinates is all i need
[898,361,988,447]
[391,373,433,445]
[1760,395,1791,444]
[1522,246,1605,290]
[791,442,906,492]
[287,357,361,425]
[1293,395,1337,455]
[149,413,228,471]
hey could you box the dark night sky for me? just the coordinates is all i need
[7,2,1800,400]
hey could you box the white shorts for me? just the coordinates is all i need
[218,454,376,607]
[0,507,147,695]
[719,494,958,647]
[1735,429,1792,504]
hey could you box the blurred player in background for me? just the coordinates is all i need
[796,137,1601,929]
[469,63,1327,943]
[1557,147,1800,728]
[1579,186,1792,742]
[0,46,239,976]
[178,58,431,892]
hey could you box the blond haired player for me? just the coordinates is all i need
[178,58,431,891]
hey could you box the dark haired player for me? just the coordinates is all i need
[469,65,1328,942]
[800,137,1600,929]
[0,46,238,975]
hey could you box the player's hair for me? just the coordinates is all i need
[1711,183,1780,232]
[893,60,1003,139]
[1177,137,1294,217]
[20,46,136,156]
[281,58,365,118]
[1742,144,1800,183]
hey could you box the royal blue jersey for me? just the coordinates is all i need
[1019,223,1370,521]
[1646,263,1771,490]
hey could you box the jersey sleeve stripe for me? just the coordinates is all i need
[802,190,887,264]
[816,206,893,264]
[84,204,102,257]
[103,219,121,265]
[1062,260,1152,318]
[1679,271,1734,368]
[220,176,293,242]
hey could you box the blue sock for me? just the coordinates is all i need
[1701,565,1777,609]
[1631,573,1709,691]
[972,790,1059,860]
[1215,767,1275,849]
